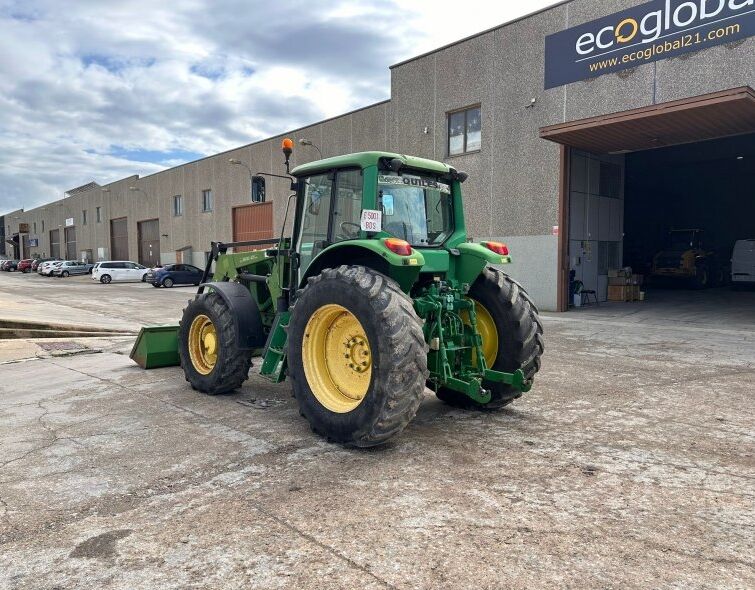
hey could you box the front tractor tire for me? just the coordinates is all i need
[179,292,252,394]
[693,265,710,289]
[436,267,544,410]
[288,265,428,447]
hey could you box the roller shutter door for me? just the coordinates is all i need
[49,229,60,258]
[64,226,76,260]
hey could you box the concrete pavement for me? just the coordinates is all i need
[0,272,753,588]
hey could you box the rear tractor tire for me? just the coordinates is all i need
[288,265,428,447]
[179,292,252,394]
[435,267,544,410]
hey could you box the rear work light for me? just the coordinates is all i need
[483,241,509,256]
[384,238,412,256]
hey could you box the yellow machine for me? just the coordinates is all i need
[651,229,719,288]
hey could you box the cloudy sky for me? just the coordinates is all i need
[0,0,558,213]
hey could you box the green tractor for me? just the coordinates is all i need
[131,139,544,446]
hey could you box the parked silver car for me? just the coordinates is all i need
[52,260,94,277]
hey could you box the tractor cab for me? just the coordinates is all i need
[668,229,705,252]
[287,151,508,295]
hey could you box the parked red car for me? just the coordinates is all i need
[17,259,34,273]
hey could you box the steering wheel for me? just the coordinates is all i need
[339,221,361,239]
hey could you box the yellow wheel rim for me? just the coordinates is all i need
[301,304,372,413]
[462,299,499,367]
[188,314,218,375]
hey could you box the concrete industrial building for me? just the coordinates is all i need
[3,0,754,310]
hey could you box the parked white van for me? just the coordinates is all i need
[731,239,755,286]
[93,261,149,284]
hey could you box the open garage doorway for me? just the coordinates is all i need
[541,87,755,325]
[623,134,755,289]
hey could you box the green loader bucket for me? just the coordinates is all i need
[130,325,181,369]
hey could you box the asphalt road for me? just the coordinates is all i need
[1,272,753,588]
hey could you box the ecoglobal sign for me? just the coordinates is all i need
[544,0,755,89]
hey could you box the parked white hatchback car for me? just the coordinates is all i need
[93,261,149,284]
[38,260,63,276]
[731,239,755,287]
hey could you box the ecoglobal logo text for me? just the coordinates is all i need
[544,0,755,89]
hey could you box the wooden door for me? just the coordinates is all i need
[110,217,128,260]
[138,219,160,267]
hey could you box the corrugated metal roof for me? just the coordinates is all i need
[540,87,755,154]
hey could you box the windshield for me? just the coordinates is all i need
[669,231,699,250]
[378,173,453,246]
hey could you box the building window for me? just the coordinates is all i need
[42,220,45,232]
[96,207,102,223]
[173,195,183,216]
[82,210,87,225]
[33,222,37,233]
[448,106,481,156]
[202,189,213,212]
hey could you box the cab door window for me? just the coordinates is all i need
[297,173,334,278]
[332,169,363,241]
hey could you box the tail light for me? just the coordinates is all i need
[384,238,412,256]
[483,241,509,255]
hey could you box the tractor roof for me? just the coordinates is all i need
[290,151,453,177]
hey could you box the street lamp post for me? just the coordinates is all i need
[299,138,322,159]
[228,158,255,202]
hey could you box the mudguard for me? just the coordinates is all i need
[199,281,266,349]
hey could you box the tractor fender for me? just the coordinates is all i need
[299,241,425,292]
[453,242,512,285]
[198,281,266,349]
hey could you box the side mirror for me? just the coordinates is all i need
[308,190,322,215]
[251,176,266,203]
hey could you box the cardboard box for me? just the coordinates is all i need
[608,285,630,301]
[608,273,643,286]
[607,285,642,302]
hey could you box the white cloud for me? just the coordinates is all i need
[0,0,559,213]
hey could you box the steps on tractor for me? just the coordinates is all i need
[260,312,290,383]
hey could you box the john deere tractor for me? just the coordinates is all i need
[131,139,544,446]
